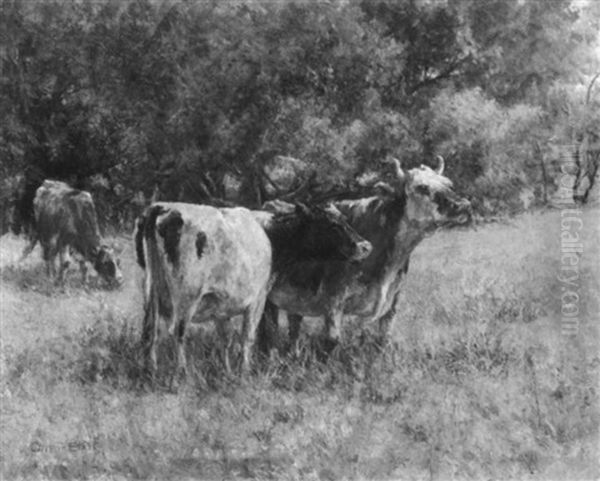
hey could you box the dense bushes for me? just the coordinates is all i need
[1,0,598,229]
[428,88,544,213]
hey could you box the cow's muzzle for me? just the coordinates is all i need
[351,240,372,261]
[106,271,124,289]
[456,200,472,225]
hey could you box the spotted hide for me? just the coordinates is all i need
[23,180,122,286]
[135,202,371,378]
[260,156,472,349]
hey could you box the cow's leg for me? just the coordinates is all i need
[170,296,189,381]
[377,291,400,345]
[322,308,345,355]
[215,319,233,374]
[57,247,69,284]
[40,241,50,275]
[141,290,160,379]
[78,257,88,285]
[324,311,343,342]
[174,318,187,378]
[223,326,233,375]
[287,313,303,354]
[42,248,52,277]
[42,243,58,281]
[256,301,280,356]
[288,313,303,344]
[240,298,266,374]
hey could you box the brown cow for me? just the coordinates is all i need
[22,180,122,286]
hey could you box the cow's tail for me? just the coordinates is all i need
[137,205,172,352]
[134,214,146,269]
[19,231,38,261]
[18,184,42,260]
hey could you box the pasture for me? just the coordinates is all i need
[0,206,598,480]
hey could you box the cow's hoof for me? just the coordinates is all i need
[375,334,390,350]
[322,337,339,354]
[313,337,339,362]
[140,365,156,389]
[169,367,187,392]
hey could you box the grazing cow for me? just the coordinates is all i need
[23,180,123,286]
[135,202,371,378]
[261,156,472,348]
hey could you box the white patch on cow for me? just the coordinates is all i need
[404,165,457,226]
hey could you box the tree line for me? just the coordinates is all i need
[1,0,599,233]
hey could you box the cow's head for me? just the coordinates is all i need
[293,203,372,262]
[94,245,123,287]
[378,156,471,230]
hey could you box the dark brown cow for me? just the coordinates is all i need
[22,180,122,286]
[135,202,371,378]
[261,156,472,349]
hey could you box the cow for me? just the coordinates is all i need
[135,202,371,380]
[260,155,472,350]
[22,180,123,286]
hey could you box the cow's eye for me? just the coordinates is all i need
[415,185,430,196]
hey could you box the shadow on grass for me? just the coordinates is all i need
[68,316,383,394]
[63,313,525,400]
[12,452,294,480]
[0,262,120,296]
[165,453,294,480]
[3,300,529,401]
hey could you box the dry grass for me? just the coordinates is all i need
[0,207,598,480]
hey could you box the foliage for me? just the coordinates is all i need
[0,0,598,226]
[429,88,543,213]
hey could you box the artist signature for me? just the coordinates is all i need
[29,437,101,454]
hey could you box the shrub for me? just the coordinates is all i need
[429,87,543,214]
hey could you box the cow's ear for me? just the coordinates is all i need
[435,155,445,175]
[386,157,405,183]
[295,203,311,217]
[95,248,107,263]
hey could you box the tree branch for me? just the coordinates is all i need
[278,172,318,202]
[585,72,600,106]
[407,55,471,95]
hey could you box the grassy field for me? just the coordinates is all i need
[0,206,598,481]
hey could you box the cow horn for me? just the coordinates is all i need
[390,157,405,182]
[435,155,445,175]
